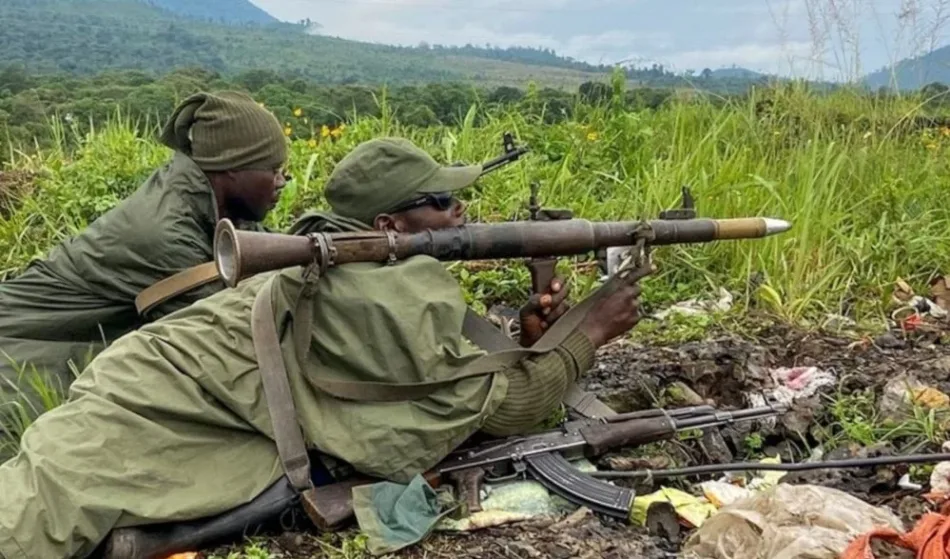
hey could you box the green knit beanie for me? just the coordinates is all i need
[159,91,288,172]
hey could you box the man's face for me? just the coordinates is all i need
[373,192,467,233]
[223,168,287,222]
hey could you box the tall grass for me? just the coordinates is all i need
[1,84,948,327]
[0,81,948,456]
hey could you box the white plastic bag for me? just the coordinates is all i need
[682,484,904,559]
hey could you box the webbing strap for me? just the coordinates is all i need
[562,385,618,418]
[284,269,631,403]
[134,262,221,316]
[461,309,617,419]
[251,278,313,492]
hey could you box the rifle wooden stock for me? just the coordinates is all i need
[304,471,445,531]
[215,216,791,288]
[579,415,676,455]
[302,477,374,531]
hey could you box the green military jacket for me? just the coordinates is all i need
[0,152,243,414]
[0,254,510,559]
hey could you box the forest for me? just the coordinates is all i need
[0,65,684,162]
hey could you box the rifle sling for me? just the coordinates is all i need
[135,262,221,316]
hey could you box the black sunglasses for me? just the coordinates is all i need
[388,192,455,214]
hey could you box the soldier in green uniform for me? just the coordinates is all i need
[0,138,648,559]
[0,91,288,430]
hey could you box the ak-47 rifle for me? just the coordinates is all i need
[301,403,789,530]
[97,403,788,559]
[478,131,529,176]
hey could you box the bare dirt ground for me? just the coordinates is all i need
[206,317,950,559]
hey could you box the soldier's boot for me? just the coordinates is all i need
[99,476,300,559]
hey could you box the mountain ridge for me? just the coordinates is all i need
[0,0,771,93]
[141,0,278,25]
[863,45,950,90]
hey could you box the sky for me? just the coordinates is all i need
[250,0,950,80]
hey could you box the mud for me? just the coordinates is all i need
[208,514,675,559]
[585,322,950,414]
[203,319,950,558]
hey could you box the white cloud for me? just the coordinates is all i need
[250,0,930,77]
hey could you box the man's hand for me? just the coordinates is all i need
[519,277,571,347]
[578,263,654,348]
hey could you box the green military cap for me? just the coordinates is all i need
[325,137,482,224]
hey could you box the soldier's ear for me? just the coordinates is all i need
[373,213,397,232]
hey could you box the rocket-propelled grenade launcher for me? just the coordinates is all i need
[214,208,791,288]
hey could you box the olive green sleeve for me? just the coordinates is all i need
[481,329,596,436]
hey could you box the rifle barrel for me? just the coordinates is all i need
[673,405,787,430]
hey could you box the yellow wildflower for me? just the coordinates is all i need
[586,131,599,142]
[308,139,318,149]
[293,108,303,118]
[941,127,950,137]
[331,127,342,138]
[283,126,292,137]
[321,125,330,138]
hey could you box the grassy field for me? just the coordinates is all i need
[0,82,949,455]
[4,83,948,321]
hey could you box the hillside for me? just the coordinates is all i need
[0,0,613,88]
[864,46,950,90]
[0,0,770,92]
[142,0,277,24]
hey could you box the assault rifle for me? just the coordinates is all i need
[302,403,788,530]
[99,403,787,559]
[478,131,529,176]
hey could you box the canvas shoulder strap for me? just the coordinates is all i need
[461,309,617,419]
[251,277,313,492]
[249,276,617,489]
[134,262,221,316]
[283,272,624,406]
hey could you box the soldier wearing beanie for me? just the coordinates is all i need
[0,91,288,439]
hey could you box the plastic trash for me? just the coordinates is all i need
[630,486,718,528]
[843,499,950,558]
[769,366,836,406]
[682,484,904,559]
[434,460,597,532]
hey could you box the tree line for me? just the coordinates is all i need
[0,65,682,161]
